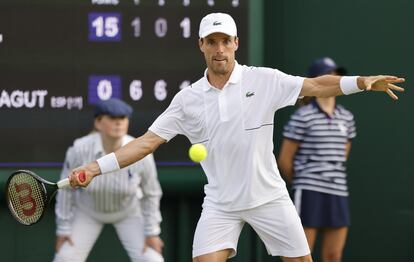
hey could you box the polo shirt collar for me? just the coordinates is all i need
[311,100,338,119]
[202,61,242,91]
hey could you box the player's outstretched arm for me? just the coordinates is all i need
[69,131,166,187]
[301,75,405,100]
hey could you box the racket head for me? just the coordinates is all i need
[5,170,50,225]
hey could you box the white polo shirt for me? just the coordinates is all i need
[149,62,304,211]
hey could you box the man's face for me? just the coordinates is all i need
[95,115,129,139]
[199,33,239,75]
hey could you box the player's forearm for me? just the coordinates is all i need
[86,141,152,177]
[116,137,156,169]
[72,134,164,187]
[302,75,365,97]
[89,131,164,177]
[116,132,163,170]
[301,75,340,97]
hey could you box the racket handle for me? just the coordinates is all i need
[56,172,85,189]
[57,178,70,189]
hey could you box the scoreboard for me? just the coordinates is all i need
[0,0,248,166]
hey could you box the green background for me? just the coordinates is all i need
[1,0,413,261]
[265,0,413,261]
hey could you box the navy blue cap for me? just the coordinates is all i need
[308,57,347,77]
[94,98,133,118]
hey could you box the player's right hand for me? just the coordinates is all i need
[55,235,74,252]
[69,162,100,187]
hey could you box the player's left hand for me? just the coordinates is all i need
[144,235,164,254]
[363,75,405,100]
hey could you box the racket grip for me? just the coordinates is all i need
[57,178,70,189]
[78,172,86,183]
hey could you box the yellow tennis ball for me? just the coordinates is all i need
[189,144,208,163]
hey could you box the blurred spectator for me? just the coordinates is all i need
[53,98,164,262]
[278,57,355,262]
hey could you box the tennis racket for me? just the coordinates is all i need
[5,169,85,225]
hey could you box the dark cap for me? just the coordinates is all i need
[308,57,347,78]
[94,98,133,118]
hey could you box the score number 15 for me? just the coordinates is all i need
[89,12,122,41]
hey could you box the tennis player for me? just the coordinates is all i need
[54,98,164,262]
[68,13,404,262]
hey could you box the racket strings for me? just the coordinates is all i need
[8,173,46,225]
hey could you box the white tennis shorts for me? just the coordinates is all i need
[192,194,310,259]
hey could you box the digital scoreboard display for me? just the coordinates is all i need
[0,0,248,166]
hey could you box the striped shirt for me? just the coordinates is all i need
[282,101,356,196]
[55,133,162,236]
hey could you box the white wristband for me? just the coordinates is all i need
[97,152,120,174]
[340,76,363,95]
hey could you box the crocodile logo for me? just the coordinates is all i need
[246,91,255,97]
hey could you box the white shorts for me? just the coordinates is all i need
[192,194,310,259]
